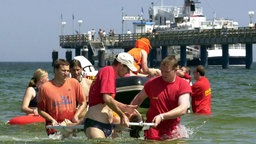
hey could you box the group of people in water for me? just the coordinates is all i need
[21,37,211,141]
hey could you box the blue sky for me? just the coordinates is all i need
[0,0,255,62]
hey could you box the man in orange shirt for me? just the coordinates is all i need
[38,59,86,136]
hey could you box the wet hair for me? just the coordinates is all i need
[70,59,82,69]
[53,59,69,73]
[160,55,178,70]
[195,65,206,76]
[28,68,48,87]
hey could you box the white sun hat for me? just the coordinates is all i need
[116,52,138,72]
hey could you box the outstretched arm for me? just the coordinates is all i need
[130,89,148,109]
[103,94,130,127]
[140,50,161,77]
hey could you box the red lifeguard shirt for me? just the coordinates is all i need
[191,76,212,115]
[88,66,116,107]
[143,76,191,140]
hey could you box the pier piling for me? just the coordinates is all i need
[180,45,187,66]
[222,44,229,69]
[52,50,58,66]
[81,48,88,59]
[65,50,72,63]
[98,48,105,68]
[246,43,253,69]
[200,45,208,67]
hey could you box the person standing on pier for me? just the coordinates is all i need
[91,29,96,41]
[191,65,212,115]
[128,37,161,77]
[129,56,191,140]
[127,29,131,35]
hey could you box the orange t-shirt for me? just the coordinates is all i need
[38,78,85,124]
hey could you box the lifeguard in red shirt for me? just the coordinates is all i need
[130,56,191,140]
[191,65,212,115]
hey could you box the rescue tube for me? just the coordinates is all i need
[8,115,45,125]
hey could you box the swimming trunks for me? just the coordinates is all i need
[84,118,115,137]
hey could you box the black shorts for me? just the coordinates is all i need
[84,118,115,137]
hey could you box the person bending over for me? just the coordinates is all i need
[84,52,138,139]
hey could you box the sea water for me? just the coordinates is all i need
[0,62,256,144]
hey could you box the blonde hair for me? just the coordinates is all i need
[28,68,48,87]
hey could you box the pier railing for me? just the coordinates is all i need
[60,27,256,49]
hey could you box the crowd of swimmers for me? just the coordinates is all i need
[21,37,212,141]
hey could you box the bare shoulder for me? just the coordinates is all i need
[24,87,36,97]
[26,87,36,93]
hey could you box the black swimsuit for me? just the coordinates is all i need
[28,87,38,107]
[84,118,115,137]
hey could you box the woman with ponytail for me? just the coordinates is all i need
[21,68,49,115]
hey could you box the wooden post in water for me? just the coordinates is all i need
[65,50,72,63]
[200,45,208,67]
[75,47,81,56]
[88,45,94,65]
[149,46,157,67]
[222,44,229,69]
[98,48,105,68]
[180,45,187,66]
[161,46,168,59]
[52,50,58,66]
[245,43,253,69]
[81,47,88,59]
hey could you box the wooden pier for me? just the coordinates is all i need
[58,27,256,69]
